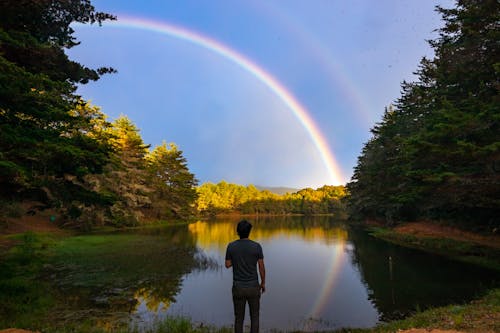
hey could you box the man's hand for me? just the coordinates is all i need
[225,259,232,268]
[258,258,266,293]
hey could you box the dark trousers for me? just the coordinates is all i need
[232,286,261,333]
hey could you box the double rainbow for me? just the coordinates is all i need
[102,15,345,185]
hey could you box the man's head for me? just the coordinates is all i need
[237,220,252,239]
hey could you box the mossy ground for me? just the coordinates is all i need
[0,230,198,332]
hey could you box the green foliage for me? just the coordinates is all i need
[368,288,500,333]
[0,232,57,327]
[0,0,199,228]
[146,142,198,219]
[0,1,115,203]
[196,181,346,216]
[98,115,152,226]
[347,1,500,229]
[63,116,199,227]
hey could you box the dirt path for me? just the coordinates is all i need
[394,221,500,249]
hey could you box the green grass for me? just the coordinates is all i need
[0,232,58,328]
[0,229,199,332]
[3,315,233,333]
[367,288,500,333]
[49,231,196,286]
[368,227,500,271]
[138,317,232,333]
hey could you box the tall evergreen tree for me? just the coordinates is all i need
[101,116,152,225]
[146,142,198,219]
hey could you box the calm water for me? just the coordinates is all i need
[50,217,499,331]
[46,217,500,330]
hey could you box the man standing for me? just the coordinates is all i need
[225,220,266,333]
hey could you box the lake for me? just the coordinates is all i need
[47,217,499,331]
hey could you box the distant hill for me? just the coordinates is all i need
[255,186,299,195]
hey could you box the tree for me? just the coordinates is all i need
[101,116,152,225]
[146,142,198,219]
[0,0,115,202]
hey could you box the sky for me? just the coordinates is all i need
[68,0,454,188]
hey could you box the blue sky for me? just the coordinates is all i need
[68,0,454,188]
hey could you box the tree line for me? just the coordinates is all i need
[347,0,499,230]
[197,181,346,216]
[0,0,197,227]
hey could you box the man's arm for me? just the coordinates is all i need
[225,244,232,268]
[258,258,266,293]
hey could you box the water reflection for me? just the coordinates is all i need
[188,217,348,253]
[133,217,498,331]
[133,217,378,331]
[47,227,198,328]
[346,228,499,321]
[52,217,498,331]
[134,287,170,312]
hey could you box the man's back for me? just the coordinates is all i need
[226,239,263,288]
[225,220,265,333]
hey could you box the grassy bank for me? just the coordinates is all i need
[0,228,227,333]
[367,226,500,271]
[336,288,500,333]
[0,229,199,332]
[0,232,59,328]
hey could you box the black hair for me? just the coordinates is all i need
[237,220,252,239]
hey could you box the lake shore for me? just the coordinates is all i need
[363,221,500,271]
[342,220,500,332]
[2,287,498,333]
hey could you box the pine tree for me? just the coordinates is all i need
[146,142,198,219]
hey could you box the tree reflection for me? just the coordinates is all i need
[47,225,200,322]
[188,216,348,253]
[346,228,499,321]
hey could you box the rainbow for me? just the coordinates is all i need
[308,241,346,321]
[101,15,345,185]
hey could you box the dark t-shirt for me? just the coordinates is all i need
[225,239,264,288]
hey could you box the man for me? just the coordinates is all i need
[225,220,266,333]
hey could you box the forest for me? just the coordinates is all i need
[1,0,498,231]
[196,182,346,216]
[0,1,199,227]
[347,0,499,231]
